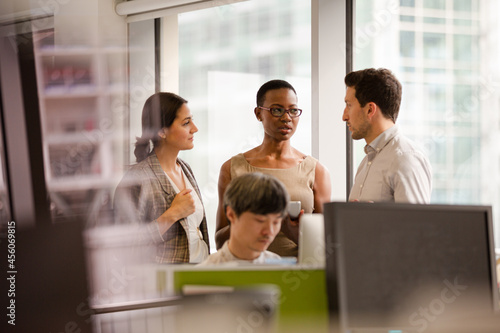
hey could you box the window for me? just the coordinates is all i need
[124,0,348,257]
[400,31,415,57]
[355,0,500,249]
[175,0,312,247]
[423,0,445,10]
[423,33,446,60]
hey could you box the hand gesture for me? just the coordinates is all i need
[170,189,195,218]
[280,209,304,244]
[155,189,196,234]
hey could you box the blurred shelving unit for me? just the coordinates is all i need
[33,30,127,225]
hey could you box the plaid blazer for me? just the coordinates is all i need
[114,152,210,263]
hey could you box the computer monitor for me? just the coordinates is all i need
[323,202,499,333]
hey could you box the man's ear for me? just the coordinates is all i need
[366,102,377,119]
[226,206,237,225]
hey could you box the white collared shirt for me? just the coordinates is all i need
[165,170,208,263]
[349,125,432,203]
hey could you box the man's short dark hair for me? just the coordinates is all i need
[344,68,402,122]
[224,173,289,217]
[256,79,297,107]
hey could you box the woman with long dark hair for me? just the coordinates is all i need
[115,92,210,263]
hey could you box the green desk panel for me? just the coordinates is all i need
[173,267,329,333]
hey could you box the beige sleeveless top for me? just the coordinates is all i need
[230,153,317,257]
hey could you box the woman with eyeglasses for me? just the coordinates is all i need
[114,92,210,263]
[215,79,331,258]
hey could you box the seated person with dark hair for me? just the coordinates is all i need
[200,172,289,265]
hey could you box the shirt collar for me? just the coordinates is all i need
[364,125,399,155]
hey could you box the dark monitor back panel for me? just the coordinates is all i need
[1,222,92,333]
[323,202,498,332]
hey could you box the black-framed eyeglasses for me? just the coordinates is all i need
[258,106,302,118]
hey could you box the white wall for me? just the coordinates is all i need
[312,0,348,202]
[0,0,32,21]
[0,0,127,47]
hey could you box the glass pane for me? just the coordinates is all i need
[400,0,415,7]
[423,33,446,59]
[423,83,447,122]
[424,0,445,10]
[453,84,478,123]
[454,0,473,11]
[400,31,415,57]
[355,0,500,248]
[454,34,478,62]
[454,19,472,26]
[178,0,312,247]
